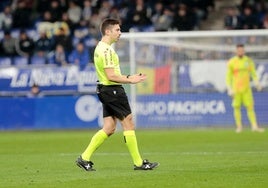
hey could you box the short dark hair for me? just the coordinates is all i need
[236,44,244,48]
[100,18,120,36]
[32,83,39,88]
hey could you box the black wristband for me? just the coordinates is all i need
[126,75,130,78]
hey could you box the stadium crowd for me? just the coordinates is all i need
[224,0,268,30]
[1,0,267,67]
[0,0,215,67]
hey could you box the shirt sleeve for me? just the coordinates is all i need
[103,48,114,68]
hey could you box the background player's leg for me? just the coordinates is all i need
[234,107,242,133]
[246,105,257,129]
[232,93,242,133]
[246,105,265,132]
[243,90,264,132]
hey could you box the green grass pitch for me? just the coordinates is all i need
[1,128,268,188]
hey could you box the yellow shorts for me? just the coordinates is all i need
[232,88,254,108]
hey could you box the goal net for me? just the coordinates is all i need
[115,30,268,128]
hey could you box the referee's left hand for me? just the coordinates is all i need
[129,73,147,84]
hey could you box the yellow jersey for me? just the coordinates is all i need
[94,41,121,85]
[226,55,258,93]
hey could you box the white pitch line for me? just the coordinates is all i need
[60,151,268,156]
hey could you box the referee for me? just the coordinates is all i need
[76,18,159,171]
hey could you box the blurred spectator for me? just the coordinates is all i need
[58,0,68,11]
[30,50,47,65]
[0,0,11,12]
[68,42,90,69]
[240,6,259,29]
[60,12,73,32]
[15,30,35,58]
[151,3,173,31]
[110,6,121,20]
[262,13,268,29]
[0,5,13,31]
[42,11,53,23]
[246,35,261,45]
[171,4,195,31]
[239,0,254,11]
[11,0,35,10]
[99,0,112,19]
[48,0,64,22]
[36,0,50,15]
[255,1,267,27]
[80,0,93,27]
[67,0,82,32]
[27,83,43,98]
[12,1,33,28]
[117,2,130,31]
[73,0,85,7]
[88,11,102,38]
[151,2,164,23]
[53,27,73,54]
[35,31,54,54]
[49,44,68,66]
[127,0,153,31]
[224,7,241,30]
[191,0,214,27]
[54,20,71,36]
[0,31,17,57]
[227,0,266,30]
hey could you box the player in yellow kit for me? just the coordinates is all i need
[226,44,264,133]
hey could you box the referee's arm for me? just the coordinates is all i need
[104,68,147,84]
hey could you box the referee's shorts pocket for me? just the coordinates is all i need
[97,87,125,104]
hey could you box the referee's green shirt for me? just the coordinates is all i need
[94,41,121,85]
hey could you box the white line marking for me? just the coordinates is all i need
[60,151,268,156]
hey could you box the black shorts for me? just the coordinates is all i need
[96,84,131,120]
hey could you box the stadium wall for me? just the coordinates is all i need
[1,92,268,130]
[0,62,268,130]
[0,95,102,130]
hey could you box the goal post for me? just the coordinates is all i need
[115,30,268,128]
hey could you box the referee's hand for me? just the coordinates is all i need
[129,73,147,84]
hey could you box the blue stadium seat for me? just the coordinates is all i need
[26,28,39,40]
[0,57,12,66]
[12,56,29,66]
[10,29,20,38]
[72,37,80,47]
[30,56,46,65]
[84,36,97,48]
